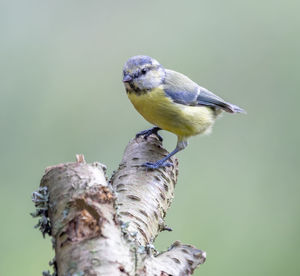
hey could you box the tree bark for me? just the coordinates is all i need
[32,135,206,276]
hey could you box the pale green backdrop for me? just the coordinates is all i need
[1,1,299,275]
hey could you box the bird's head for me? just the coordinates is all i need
[122,55,166,93]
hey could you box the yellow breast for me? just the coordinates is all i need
[128,88,216,138]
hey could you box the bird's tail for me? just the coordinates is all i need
[223,102,246,114]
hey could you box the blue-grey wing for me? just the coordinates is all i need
[163,69,245,113]
[163,69,199,105]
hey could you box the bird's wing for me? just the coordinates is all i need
[163,69,245,113]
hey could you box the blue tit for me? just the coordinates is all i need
[122,55,245,169]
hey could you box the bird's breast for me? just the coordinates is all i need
[127,87,217,137]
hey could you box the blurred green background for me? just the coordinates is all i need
[1,0,299,275]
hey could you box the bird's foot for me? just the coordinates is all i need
[142,160,173,170]
[135,127,163,142]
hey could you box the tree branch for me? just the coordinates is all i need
[111,135,178,246]
[32,135,206,275]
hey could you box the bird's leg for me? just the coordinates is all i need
[143,140,188,169]
[136,126,163,142]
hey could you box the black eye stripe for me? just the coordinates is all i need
[129,66,157,80]
[139,67,151,76]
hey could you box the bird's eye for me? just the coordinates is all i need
[141,68,147,75]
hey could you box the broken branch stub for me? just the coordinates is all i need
[40,160,134,275]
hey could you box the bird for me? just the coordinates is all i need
[122,55,245,169]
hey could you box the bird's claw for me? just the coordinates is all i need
[136,127,163,142]
[142,161,173,170]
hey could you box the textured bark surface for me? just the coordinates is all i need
[111,135,178,246]
[41,161,134,275]
[33,135,206,276]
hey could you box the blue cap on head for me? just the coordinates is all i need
[124,55,161,71]
[127,55,153,66]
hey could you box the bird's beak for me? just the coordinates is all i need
[123,75,132,83]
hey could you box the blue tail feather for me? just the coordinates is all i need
[225,103,246,114]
